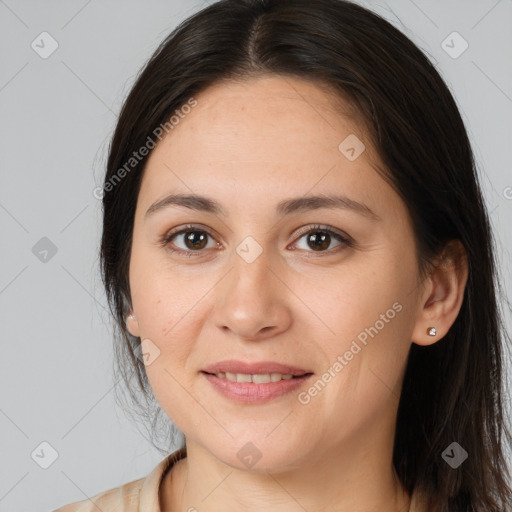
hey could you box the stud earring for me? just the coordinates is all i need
[427,327,436,336]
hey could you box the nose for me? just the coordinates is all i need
[211,247,292,341]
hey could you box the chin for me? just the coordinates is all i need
[208,438,308,474]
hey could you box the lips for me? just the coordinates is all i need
[201,360,313,377]
[202,360,314,404]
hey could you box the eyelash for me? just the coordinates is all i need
[159,223,354,258]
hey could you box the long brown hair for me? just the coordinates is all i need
[99,1,512,509]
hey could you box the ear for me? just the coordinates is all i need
[126,310,141,337]
[412,239,468,346]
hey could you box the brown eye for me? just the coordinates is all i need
[180,230,209,250]
[161,225,219,257]
[305,231,332,251]
[160,223,352,259]
[292,225,353,255]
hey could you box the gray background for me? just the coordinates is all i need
[0,0,511,510]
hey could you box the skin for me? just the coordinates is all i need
[126,75,468,512]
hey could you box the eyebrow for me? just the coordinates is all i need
[144,193,381,221]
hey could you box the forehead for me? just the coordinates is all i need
[177,75,368,153]
[192,74,363,121]
[136,75,396,220]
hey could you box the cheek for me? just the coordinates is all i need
[300,256,410,349]
[139,294,204,430]
[129,268,207,401]
[307,257,414,405]
[130,250,206,339]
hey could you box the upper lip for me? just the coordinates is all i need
[202,360,313,376]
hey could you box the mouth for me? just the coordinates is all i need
[200,360,314,403]
[201,359,313,379]
[201,371,312,383]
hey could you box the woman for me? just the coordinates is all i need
[55,0,512,510]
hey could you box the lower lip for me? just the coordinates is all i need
[202,372,313,404]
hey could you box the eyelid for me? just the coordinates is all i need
[292,223,352,243]
[162,223,215,241]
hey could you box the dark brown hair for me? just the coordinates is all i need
[99,0,512,510]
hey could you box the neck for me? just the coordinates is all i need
[160,432,410,512]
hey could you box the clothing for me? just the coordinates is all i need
[53,446,427,511]
[53,447,187,512]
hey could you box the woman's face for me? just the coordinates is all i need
[127,75,429,471]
